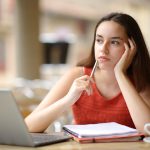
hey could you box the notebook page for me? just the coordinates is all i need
[63,122,138,137]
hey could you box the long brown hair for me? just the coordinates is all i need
[77,12,150,92]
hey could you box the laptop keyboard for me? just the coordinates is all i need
[30,133,71,145]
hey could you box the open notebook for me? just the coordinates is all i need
[63,122,144,143]
[0,89,71,147]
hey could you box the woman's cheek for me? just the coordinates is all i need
[115,47,125,62]
[94,47,99,58]
[121,47,126,55]
[119,47,126,60]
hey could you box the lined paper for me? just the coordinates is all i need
[63,122,138,138]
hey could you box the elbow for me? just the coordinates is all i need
[135,122,150,136]
[27,126,45,133]
[24,117,45,133]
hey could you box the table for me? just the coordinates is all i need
[0,140,150,150]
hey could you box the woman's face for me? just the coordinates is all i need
[94,20,128,70]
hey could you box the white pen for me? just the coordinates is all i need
[90,60,98,78]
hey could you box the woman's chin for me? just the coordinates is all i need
[99,64,114,71]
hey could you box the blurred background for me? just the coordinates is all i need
[0,0,150,132]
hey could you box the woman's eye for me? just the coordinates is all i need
[96,39,103,44]
[111,40,120,45]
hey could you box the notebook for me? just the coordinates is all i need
[0,89,71,147]
[63,122,144,143]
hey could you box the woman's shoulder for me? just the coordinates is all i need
[68,66,92,77]
[65,66,84,79]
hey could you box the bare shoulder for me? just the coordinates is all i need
[140,86,150,107]
[65,66,84,78]
[59,67,84,79]
[51,66,83,91]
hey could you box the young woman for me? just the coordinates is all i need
[25,12,150,133]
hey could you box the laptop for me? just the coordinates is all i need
[0,89,71,147]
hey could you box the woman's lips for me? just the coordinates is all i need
[98,56,110,62]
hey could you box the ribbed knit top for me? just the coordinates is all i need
[72,67,135,128]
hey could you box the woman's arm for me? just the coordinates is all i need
[115,39,150,132]
[115,72,150,131]
[25,67,84,132]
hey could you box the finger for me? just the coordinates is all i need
[77,75,94,84]
[82,79,93,95]
[86,89,90,96]
[77,76,93,88]
[89,86,93,95]
[89,77,94,83]
[78,75,90,80]
[77,80,90,88]
[128,38,135,50]
[128,38,136,57]
[76,80,89,90]
[79,82,92,96]
[124,41,129,49]
[124,43,130,55]
[131,37,136,47]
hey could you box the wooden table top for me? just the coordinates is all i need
[0,140,150,150]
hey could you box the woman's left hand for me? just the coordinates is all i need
[114,38,136,74]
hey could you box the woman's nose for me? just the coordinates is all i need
[100,42,109,54]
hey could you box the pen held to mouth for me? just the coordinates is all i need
[90,60,98,78]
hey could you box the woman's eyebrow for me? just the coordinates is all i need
[96,34,123,41]
[111,37,123,41]
[96,34,103,38]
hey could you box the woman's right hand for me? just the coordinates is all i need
[66,75,93,103]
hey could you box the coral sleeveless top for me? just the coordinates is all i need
[72,67,135,128]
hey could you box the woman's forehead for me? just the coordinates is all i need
[96,21,127,38]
